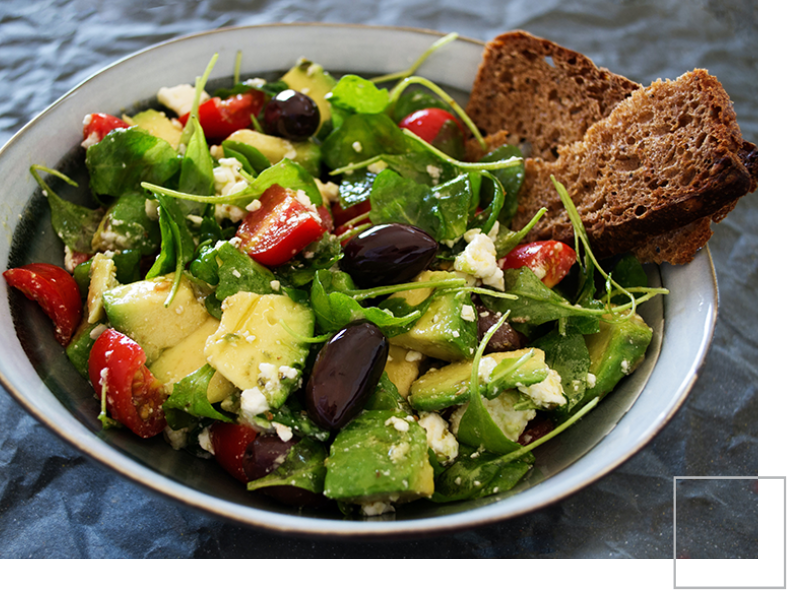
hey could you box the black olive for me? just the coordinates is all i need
[242,433,297,481]
[339,223,438,289]
[243,434,331,509]
[263,89,320,141]
[305,320,389,430]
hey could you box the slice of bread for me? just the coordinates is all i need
[466,31,757,264]
[465,30,641,161]
[510,69,756,259]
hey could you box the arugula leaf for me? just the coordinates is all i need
[530,329,591,419]
[162,364,232,429]
[92,191,162,256]
[310,270,424,337]
[272,232,342,288]
[250,400,330,443]
[30,165,104,253]
[213,80,288,99]
[178,117,214,203]
[145,193,196,306]
[213,241,277,300]
[478,145,525,226]
[322,113,410,170]
[86,127,181,202]
[143,158,322,209]
[337,169,377,209]
[326,75,389,114]
[430,443,534,502]
[368,169,472,242]
[222,140,271,176]
[246,437,327,495]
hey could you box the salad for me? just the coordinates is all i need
[4,35,666,517]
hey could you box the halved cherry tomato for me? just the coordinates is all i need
[88,329,167,439]
[502,240,577,288]
[210,422,258,483]
[235,184,326,266]
[178,91,266,141]
[3,263,82,346]
[82,113,129,147]
[398,108,462,144]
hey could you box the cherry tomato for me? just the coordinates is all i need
[88,329,167,438]
[502,240,577,288]
[316,205,334,233]
[82,113,129,146]
[235,184,326,267]
[210,422,259,483]
[331,200,371,229]
[3,263,82,346]
[398,108,462,143]
[178,91,266,141]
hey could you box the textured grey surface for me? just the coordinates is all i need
[0,0,757,558]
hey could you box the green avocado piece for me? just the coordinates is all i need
[203,292,313,408]
[583,313,653,402]
[102,273,211,363]
[388,271,477,362]
[409,348,549,412]
[130,109,182,150]
[323,409,434,504]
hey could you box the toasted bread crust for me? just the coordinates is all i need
[510,70,756,259]
[467,32,757,264]
[466,30,641,161]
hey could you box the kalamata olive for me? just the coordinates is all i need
[263,89,320,141]
[242,433,297,481]
[305,320,389,430]
[339,223,438,288]
[475,302,524,353]
[243,433,331,509]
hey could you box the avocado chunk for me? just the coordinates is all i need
[323,409,434,505]
[384,345,422,398]
[223,129,322,177]
[280,59,336,133]
[583,313,653,402]
[149,317,237,404]
[388,271,477,362]
[203,292,314,408]
[86,253,119,324]
[409,348,550,412]
[102,274,211,363]
[128,109,182,150]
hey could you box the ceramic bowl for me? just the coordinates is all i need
[0,24,717,537]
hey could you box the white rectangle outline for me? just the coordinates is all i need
[673,476,786,589]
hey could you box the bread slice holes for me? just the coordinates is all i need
[634,205,648,217]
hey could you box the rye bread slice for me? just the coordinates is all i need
[510,69,756,260]
[465,30,641,161]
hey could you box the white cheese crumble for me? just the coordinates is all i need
[404,350,423,363]
[461,304,476,322]
[240,386,271,423]
[621,359,630,374]
[352,141,363,153]
[257,363,281,393]
[385,416,410,432]
[186,214,203,227]
[213,158,249,198]
[419,412,459,464]
[270,280,281,291]
[450,391,536,442]
[478,356,498,383]
[360,501,395,516]
[315,178,340,205]
[518,368,567,409]
[245,199,262,212]
[453,228,505,291]
[273,422,294,442]
[198,427,215,455]
[426,164,441,184]
[89,324,108,340]
[145,199,159,221]
[164,425,189,451]
[586,373,597,388]
[367,160,388,174]
[157,84,210,117]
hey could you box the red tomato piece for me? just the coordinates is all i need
[331,200,371,229]
[502,240,577,288]
[3,263,82,346]
[178,91,266,141]
[88,329,167,439]
[82,113,129,146]
[316,205,334,233]
[210,422,258,483]
[235,184,326,266]
[398,108,463,144]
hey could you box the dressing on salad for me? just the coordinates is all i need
[5,35,667,517]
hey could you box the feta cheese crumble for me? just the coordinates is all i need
[157,84,210,117]
[419,412,459,464]
[453,228,505,291]
[518,368,567,409]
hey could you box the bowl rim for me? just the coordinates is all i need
[0,23,719,538]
